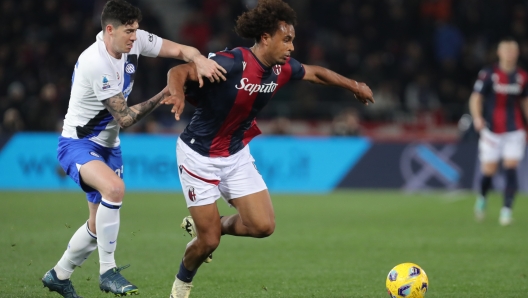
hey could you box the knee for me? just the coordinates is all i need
[251,220,275,238]
[102,180,125,202]
[199,235,220,253]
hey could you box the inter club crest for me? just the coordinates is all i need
[272,65,281,75]
[188,187,197,202]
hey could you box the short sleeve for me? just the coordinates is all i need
[136,29,162,57]
[87,61,122,101]
[288,57,305,81]
[208,51,236,75]
[473,69,492,95]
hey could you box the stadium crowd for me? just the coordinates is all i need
[1,0,528,136]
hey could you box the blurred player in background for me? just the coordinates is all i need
[41,0,226,297]
[470,37,528,226]
[161,0,374,297]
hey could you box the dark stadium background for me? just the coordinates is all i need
[2,0,527,139]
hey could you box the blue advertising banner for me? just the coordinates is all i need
[0,133,371,193]
[338,142,479,190]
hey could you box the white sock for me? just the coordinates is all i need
[55,221,98,280]
[96,198,122,274]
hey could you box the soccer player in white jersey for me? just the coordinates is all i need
[41,1,226,297]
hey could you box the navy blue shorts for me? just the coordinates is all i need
[57,137,123,204]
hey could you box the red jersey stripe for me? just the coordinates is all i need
[493,68,508,133]
[208,48,262,157]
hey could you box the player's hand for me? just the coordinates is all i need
[160,88,185,121]
[194,55,227,88]
[352,81,374,105]
[473,116,485,132]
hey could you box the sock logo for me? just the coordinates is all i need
[109,240,116,244]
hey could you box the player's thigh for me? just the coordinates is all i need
[188,203,222,242]
[479,128,502,165]
[481,162,499,175]
[230,189,275,230]
[502,129,526,167]
[80,160,124,201]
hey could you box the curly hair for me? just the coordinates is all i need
[101,0,142,30]
[235,0,297,42]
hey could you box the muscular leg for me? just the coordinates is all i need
[54,202,99,280]
[80,160,125,274]
[177,203,221,282]
[221,189,275,238]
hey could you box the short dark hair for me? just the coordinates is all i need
[101,0,142,30]
[235,0,297,42]
[499,36,518,44]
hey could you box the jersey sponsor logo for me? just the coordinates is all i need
[125,63,136,74]
[493,83,521,94]
[272,65,281,75]
[235,78,278,95]
[101,75,111,90]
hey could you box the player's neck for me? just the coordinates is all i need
[499,62,516,73]
[103,35,123,59]
[250,45,272,68]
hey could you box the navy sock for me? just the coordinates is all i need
[176,260,197,283]
[480,175,492,197]
[504,169,518,208]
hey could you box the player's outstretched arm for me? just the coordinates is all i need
[102,89,168,129]
[158,39,226,87]
[302,64,374,105]
[469,92,485,132]
[161,63,199,121]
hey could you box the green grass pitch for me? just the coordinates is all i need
[1,190,527,297]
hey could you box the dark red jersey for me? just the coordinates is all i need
[473,65,528,133]
[180,47,305,157]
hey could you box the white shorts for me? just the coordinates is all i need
[479,128,526,163]
[176,138,267,208]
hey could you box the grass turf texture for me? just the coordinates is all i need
[1,191,527,297]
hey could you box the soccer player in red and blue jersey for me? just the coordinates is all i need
[162,1,374,296]
[470,37,528,226]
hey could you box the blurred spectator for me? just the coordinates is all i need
[269,117,292,135]
[331,108,362,136]
[404,73,440,114]
[26,83,62,132]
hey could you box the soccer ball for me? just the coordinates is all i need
[386,263,428,298]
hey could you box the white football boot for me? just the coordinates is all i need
[499,207,513,226]
[170,278,193,298]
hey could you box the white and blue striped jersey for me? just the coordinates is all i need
[61,29,162,148]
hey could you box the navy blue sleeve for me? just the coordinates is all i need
[208,51,237,76]
[473,68,492,95]
[288,57,305,81]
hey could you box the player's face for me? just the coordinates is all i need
[269,22,295,65]
[497,41,519,65]
[111,21,139,54]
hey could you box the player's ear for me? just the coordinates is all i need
[261,33,271,46]
[105,24,112,35]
